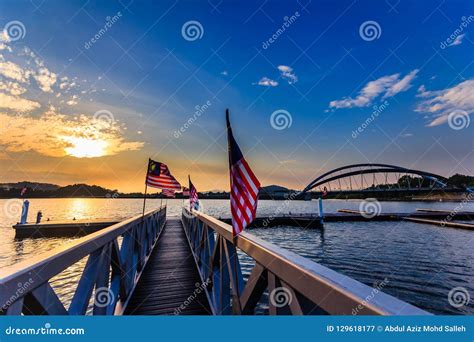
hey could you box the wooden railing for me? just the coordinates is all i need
[0,207,166,315]
[181,208,430,315]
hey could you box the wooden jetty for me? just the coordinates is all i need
[335,209,474,222]
[403,217,474,230]
[13,219,121,238]
[13,208,474,237]
[0,205,430,316]
[125,219,211,315]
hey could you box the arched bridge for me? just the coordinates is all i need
[302,163,449,194]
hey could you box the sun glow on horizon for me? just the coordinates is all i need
[63,137,108,158]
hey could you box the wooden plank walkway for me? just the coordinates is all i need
[403,217,474,230]
[125,218,212,315]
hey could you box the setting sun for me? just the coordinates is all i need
[63,137,108,158]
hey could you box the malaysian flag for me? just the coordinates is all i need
[145,159,181,190]
[182,187,190,196]
[162,189,176,198]
[226,109,260,236]
[189,176,199,210]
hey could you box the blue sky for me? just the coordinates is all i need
[0,0,472,192]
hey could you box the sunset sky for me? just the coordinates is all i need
[0,0,472,192]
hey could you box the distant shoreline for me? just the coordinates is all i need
[0,195,471,202]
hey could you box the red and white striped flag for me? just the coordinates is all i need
[189,176,199,210]
[226,109,260,236]
[162,189,175,198]
[145,159,181,190]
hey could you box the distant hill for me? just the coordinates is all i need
[0,181,299,199]
[0,181,60,191]
[260,185,292,193]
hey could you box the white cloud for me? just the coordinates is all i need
[449,33,465,47]
[66,95,79,106]
[0,92,40,112]
[0,31,10,43]
[0,42,12,52]
[278,65,298,84]
[34,67,57,92]
[384,69,418,98]
[415,79,474,126]
[0,108,143,157]
[329,70,419,108]
[0,80,27,96]
[256,77,278,87]
[0,59,30,83]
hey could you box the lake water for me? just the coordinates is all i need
[1,198,473,315]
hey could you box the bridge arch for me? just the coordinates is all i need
[301,163,448,193]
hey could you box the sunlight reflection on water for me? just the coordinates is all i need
[1,198,473,315]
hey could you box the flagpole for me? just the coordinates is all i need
[142,158,151,218]
[142,183,148,218]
